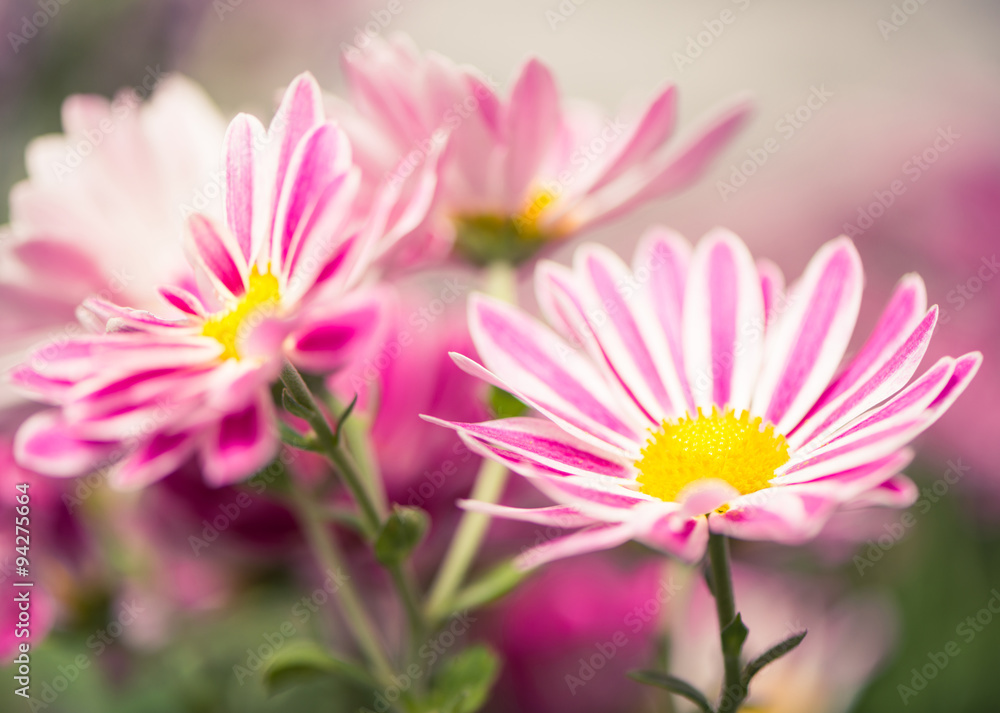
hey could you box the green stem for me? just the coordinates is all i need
[707,532,744,713]
[425,458,508,622]
[280,361,381,538]
[281,360,428,668]
[331,394,389,521]
[289,481,395,685]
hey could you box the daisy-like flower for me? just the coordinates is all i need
[336,34,750,266]
[428,228,981,566]
[10,73,412,488]
[0,75,226,405]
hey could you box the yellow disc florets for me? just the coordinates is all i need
[201,266,281,361]
[635,406,789,503]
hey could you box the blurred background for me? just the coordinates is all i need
[2,0,1000,711]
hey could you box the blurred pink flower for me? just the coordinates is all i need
[334,34,750,267]
[483,555,663,713]
[10,73,397,488]
[330,270,489,499]
[669,564,896,713]
[431,228,980,566]
[0,75,226,388]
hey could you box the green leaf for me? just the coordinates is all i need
[740,630,807,687]
[281,388,313,420]
[449,560,528,615]
[427,645,500,713]
[277,421,321,452]
[374,506,429,565]
[261,640,375,696]
[721,612,749,656]
[332,393,358,445]
[628,670,714,713]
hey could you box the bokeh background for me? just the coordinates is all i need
[2,0,1000,711]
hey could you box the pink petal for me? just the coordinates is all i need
[711,487,837,543]
[503,58,561,205]
[424,416,632,479]
[200,394,278,486]
[272,123,354,282]
[788,274,928,448]
[269,73,324,229]
[223,113,266,264]
[758,259,785,329]
[515,521,639,570]
[287,293,384,373]
[185,214,247,300]
[639,512,708,562]
[14,411,113,477]
[844,474,918,509]
[467,294,641,449]
[112,431,197,489]
[159,285,207,318]
[583,85,677,196]
[752,238,863,435]
[682,229,764,411]
[457,501,597,529]
[789,307,937,450]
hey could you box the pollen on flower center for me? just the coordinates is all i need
[201,267,281,361]
[635,407,789,503]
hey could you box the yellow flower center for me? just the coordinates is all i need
[635,407,789,503]
[200,267,281,361]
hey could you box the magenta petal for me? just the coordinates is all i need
[639,512,708,562]
[113,431,196,489]
[288,294,383,373]
[186,213,246,299]
[201,395,277,486]
[14,411,112,477]
[159,285,207,318]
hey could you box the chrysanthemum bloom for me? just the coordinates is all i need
[335,34,750,266]
[428,228,981,566]
[10,73,411,488]
[0,76,226,405]
[669,564,895,713]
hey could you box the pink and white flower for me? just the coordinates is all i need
[9,73,403,488]
[335,34,751,266]
[0,75,226,407]
[428,228,981,566]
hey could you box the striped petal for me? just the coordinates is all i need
[503,58,561,205]
[683,229,764,411]
[752,238,863,435]
[467,293,641,449]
